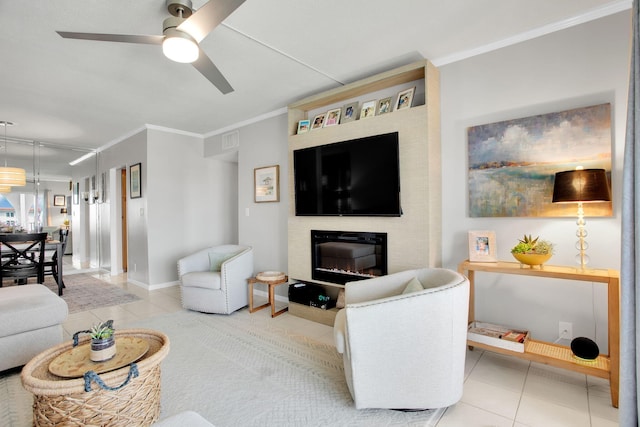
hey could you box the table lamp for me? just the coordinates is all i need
[552,168,611,269]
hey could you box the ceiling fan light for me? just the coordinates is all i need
[0,167,26,186]
[163,29,199,63]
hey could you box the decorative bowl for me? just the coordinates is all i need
[512,252,552,267]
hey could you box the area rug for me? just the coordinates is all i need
[0,310,445,427]
[2,273,141,314]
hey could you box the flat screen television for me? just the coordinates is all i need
[294,132,401,216]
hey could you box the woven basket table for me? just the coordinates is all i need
[21,328,170,427]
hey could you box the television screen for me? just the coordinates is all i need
[294,132,401,216]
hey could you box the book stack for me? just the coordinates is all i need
[467,321,529,353]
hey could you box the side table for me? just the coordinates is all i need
[248,272,289,317]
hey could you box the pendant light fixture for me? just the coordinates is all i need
[0,121,26,187]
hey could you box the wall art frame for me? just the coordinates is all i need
[72,182,79,205]
[468,230,497,262]
[130,163,142,199]
[467,103,612,217]
[254,165,279,203]
[53,194,66,207]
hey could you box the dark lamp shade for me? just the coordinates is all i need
[552,169,611,203]
[60,208,68,214]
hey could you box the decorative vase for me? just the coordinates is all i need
[90,337,116,362]
[512,252,552,268]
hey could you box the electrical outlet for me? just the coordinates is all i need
[559,321,573,340]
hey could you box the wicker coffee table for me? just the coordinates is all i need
[21,329,170,427]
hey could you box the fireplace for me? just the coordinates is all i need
[311,230,387,285]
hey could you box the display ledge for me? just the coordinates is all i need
[468,338,610,378]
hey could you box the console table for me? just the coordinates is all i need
[458,260,620,407]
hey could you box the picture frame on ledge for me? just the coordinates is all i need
[297,119,310,134]
[311,114,325,130]
[360,100,377,119]
[377,97,393,115]
[394,86,415,111]
[254,165,280,203]
[341,102,359,123]
[323,108,341,127]
[130,163,142,199]
[468,230,498,262]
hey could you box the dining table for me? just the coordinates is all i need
[0,235,65,295]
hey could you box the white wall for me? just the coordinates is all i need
[147,128,238,286]
[440,11,630,348]
[206,113,289,294]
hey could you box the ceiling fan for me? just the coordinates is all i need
[56,0,245,94]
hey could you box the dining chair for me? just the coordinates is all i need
[42,229,69,293]
[0,232,48,286]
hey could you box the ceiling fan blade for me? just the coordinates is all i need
[57,31,164,45]
[177,0,246,43]
[192,48,234,94]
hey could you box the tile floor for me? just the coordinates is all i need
[66,266,619,427]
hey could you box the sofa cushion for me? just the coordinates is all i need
[402,277,424,294]
[0,285,68,338]
[182,271,221,290]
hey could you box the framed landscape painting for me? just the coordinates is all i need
[254,165,279,203]
[467,103,612,217]
[130,163,141,199]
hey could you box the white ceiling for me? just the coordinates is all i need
[0,0,632,177]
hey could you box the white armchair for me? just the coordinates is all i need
[177,245,253,314]
[333,268,470,410]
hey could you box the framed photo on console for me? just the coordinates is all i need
[468,230,497,262]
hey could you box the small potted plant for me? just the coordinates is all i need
[89,320,116,362]
[511,234,554,268]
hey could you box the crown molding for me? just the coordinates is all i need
[432,0,632,67]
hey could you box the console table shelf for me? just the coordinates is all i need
[458,260,620,408]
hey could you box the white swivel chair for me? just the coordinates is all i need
[177,245,253,314]
[333,268,470,410]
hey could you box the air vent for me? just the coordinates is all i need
[221,130,239,150]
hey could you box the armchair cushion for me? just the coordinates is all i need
[182,271,221,290]
[209,252,239,272]
[402,277,424,294]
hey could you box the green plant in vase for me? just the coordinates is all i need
[511,235,554,268]
[89,320,116,362]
